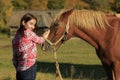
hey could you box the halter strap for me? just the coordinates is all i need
[44,19,70,80]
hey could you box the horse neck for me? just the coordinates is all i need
[72,26,106,49]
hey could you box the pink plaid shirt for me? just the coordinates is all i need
[12,29,44,71]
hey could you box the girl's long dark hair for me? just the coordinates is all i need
[17,13,37,36]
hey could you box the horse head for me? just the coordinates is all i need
[41,9,74,51]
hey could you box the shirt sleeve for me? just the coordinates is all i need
[12,39,18,69]
[27,30,45,44]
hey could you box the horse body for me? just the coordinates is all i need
[70,15,120,80]
[78,18,120,80]
[42,9,120,80]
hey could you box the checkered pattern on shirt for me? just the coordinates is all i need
[12,30,44,71]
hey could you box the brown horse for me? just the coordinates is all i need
[42,9,120,80]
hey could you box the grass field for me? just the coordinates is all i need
[0,34,107,80]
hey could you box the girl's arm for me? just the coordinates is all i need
[30,31,45,44]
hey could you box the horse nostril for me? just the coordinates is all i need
[41,43,44,47]
[41,43,45,50]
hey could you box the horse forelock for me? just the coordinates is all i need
[54,9,111,30]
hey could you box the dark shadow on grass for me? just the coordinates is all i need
[37,61,107,80]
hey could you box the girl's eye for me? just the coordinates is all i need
[30,22,33,25]
[29,22,35,26]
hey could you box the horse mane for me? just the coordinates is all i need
[54,9,111,30]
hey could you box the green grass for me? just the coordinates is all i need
[0,35,107,80]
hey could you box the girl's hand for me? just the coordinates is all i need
[43,30,50,39]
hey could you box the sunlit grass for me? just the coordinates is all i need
[38,38,101,64]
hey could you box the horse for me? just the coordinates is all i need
[42,9,120,80]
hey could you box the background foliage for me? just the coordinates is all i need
[0,0,120,34]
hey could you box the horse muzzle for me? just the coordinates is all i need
[41,41,53,51]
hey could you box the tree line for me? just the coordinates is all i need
[0,0,120,32]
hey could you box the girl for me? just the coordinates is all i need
[12,13,47,80]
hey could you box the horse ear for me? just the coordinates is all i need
[65,8,74,16]
[60,8,74,20]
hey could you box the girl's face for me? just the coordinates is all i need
[23,19,36,31]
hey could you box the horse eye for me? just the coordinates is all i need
[54,22,59,27]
